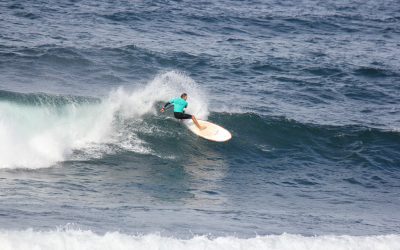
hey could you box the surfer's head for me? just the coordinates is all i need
[181,93,187,100]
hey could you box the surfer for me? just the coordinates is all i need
[160,93,206,130]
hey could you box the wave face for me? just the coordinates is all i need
[0,230,399,250]
[2,78,399,170]
[0,71,208,169]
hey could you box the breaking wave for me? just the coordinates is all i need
[0,71,209,169]
[0,229,398,250]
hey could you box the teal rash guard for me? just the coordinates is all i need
[168,98,188,113]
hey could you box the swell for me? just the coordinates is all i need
[0,89,99,106]
[0,46,93,67]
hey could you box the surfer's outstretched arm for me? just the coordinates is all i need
[160,102,171,112]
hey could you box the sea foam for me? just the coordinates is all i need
[0,229,399,250]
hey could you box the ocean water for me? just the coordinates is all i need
[0,0,400,249]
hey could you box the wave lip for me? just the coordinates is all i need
[0,229,399,250]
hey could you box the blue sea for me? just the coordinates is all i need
[0,0,400,249]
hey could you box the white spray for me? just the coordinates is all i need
[0,71,209,169]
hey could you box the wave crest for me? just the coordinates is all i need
[0,71,208,169]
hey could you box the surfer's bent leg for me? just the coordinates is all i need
[174,112,205,130]
[191,115,206,130]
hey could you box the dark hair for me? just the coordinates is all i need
[181,93,187,98]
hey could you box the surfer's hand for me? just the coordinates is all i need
[160,107,165,113]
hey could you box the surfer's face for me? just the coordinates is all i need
[183,96,187,100]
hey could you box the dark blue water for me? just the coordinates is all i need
[0,0,400,248]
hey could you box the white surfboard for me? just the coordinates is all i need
[185,120,232,142]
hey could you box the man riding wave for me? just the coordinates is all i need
[161,93,206,130]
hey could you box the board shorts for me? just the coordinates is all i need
[174,112,192,120]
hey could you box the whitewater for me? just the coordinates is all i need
[1,230,399,250]
[0,72,209,168]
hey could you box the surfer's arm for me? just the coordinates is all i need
[160,102,171,112]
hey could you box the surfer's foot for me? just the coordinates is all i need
[199,126,207,130]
